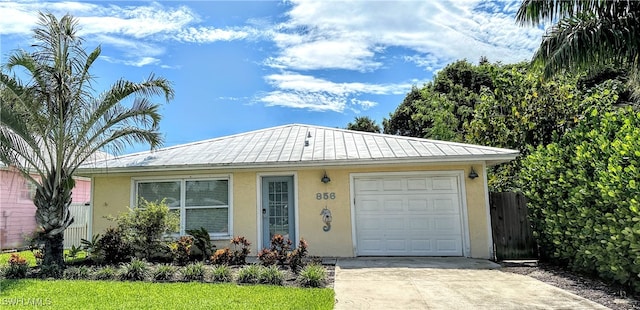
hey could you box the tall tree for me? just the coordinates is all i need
[517,0,640,97]
[0,13,173,271]
[346,116,382,133]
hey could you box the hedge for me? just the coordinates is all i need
[520,107,640,292]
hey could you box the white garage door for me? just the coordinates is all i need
[354,174,464,256]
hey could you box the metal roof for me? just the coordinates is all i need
[78,124,519,173]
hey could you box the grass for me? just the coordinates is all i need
[0,279,334,310]
[0,250,87,267]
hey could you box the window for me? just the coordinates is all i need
[134,177,231,238]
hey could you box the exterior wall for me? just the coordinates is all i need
[88,162,491,258]
[0,170,91,250]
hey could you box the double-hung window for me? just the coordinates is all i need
[134,176,231,238]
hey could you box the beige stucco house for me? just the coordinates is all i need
[77,124,518,259]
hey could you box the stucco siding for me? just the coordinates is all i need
[91,175,131,236]
[88,162,491,258]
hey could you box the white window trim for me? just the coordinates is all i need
[131,174,233,240]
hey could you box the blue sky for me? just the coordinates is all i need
[0,0,545,154]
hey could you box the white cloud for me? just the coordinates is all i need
[0,1,252,67]
[266,0,544,72]
[258,72,424,112]
[100,55,160,67]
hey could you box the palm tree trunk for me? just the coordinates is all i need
[33,168,75,274]
[42,232,65,268]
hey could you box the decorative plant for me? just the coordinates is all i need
[230,236,251,265]
[120,258,149,281]
[182,262,206,282]
[186,227,215,261]
[65,245,82,261]
[236,264,261,284]
[288,239,308,273]
[258,265,284,285]
[257,248,278,266]
[258,235,309,272]
[4,253,29,279]
[211,248,232,265]
[298,264,327,288]
[63,266,91,280]
[267,234,291,267]
[153,264,176,282]
[170,236,194,265]
[95,227,132,265]
[114,200,179,261]
[211,265,232,282]
[93,266,118,280]
[80,234,101,258]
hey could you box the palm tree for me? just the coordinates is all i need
[516,0,640,88]
[346,116,382,133]
[0,13,174,271]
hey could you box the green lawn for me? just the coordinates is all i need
[0,279,334,309]
[0,250,87,267]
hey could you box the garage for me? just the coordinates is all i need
[353,172,466,256]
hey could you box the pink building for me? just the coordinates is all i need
[0,168,91,250]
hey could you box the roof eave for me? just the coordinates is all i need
[76,153,519,176]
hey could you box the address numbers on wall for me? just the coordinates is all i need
[316,192,336,200]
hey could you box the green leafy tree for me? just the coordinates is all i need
[384,60,493,140]
[0,13,173,271]
[517,0,640,98]
[346,116,382,133]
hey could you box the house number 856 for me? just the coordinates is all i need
[316,192,336,200]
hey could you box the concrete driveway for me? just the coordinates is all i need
[333,257,608,310]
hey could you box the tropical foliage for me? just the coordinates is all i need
[383,60,625,190]
[0,13,173,270]
[517,0,640,97]
[520,106,640,292]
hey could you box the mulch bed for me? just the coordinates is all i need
[500,261,639,310]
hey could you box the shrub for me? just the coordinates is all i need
[210,265,232,282]
[236,264,261,284]
[93,266,118,280]
[120,258,148,281]
[257,248,278,266]
[38,264,62,279]
[153,264,176,282]
[298,264,327,288]
[182,262,206,282]
[258,235,310,272]
[186,227,215,261]
[288,239,308,273]
[170,236,194,265]
[211,248,232,265]
[114,200,179,261]
[258,265,284,285]
[80,234,101,259]
[63,266,91,280]
[3,253,29,279]
[230,236,251,265]
[95,227,132,265]
[269,234,292,267]
[520,107,640,292]
[65,245,83,261]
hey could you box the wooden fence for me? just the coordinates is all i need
[63,203,89,249]
[489,192,537,260]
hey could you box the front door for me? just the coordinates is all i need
[262,176,295,248]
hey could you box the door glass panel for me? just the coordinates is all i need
[268,181,290,240]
